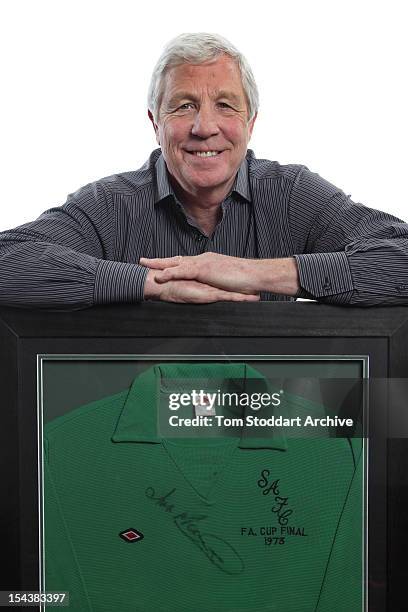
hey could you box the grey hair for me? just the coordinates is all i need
[147,32,259,121]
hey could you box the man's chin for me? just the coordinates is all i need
[180,162,234,190]
[183,172,231,192]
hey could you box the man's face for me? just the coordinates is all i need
[149,54,257,198]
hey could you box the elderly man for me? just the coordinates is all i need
[1,32,408,308]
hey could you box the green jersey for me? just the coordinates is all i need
[44,363,363,611]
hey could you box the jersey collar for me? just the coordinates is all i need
[111,363,287,451]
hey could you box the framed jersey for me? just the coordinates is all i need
[0,301,407,611]
[40,357,366,612]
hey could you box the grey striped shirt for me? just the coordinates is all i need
[1,148,408,308]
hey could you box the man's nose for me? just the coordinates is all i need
[191,105,220,138]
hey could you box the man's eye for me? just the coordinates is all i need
[178,103,194,110]
[218,102,233,109]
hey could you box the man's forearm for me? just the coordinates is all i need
[253,257,300,296]
[0,240,148,309]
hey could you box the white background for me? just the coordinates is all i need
[1,0,407,230]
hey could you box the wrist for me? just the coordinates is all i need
[257,258,300,296]
[143,269,161,300]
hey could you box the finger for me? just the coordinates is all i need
[183,291,260,304]
[199,285,260,302]
[139,256,184,270]
[214,291,260,302]
[154,266,195,283]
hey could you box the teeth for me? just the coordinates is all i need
[194,151,218,157]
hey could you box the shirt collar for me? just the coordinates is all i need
[154,152,251,204]
[112,363,287,451]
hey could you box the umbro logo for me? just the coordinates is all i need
[119,528,144,543]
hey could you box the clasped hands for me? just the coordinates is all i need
[140,252,300,303]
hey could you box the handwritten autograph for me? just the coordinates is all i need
[145,487,244,575]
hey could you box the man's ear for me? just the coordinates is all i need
[148,110,160,145]
[248,112,258,140]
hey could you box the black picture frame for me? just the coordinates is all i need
[1,301,407,611]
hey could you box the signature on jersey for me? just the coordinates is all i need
[145,486,244,575]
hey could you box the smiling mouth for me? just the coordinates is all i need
[186,150,223,158]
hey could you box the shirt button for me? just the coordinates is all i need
[323,276,332,291]
[195,233,204,242]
